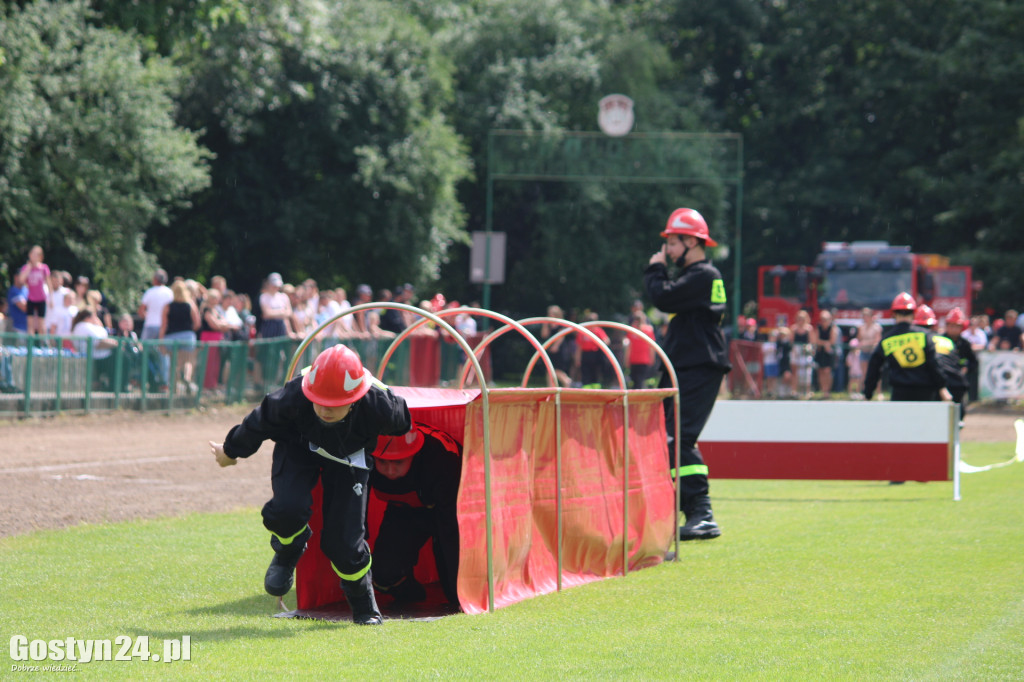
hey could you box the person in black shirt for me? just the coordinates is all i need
[210,344,411,625]
[943,307,978,412]
[864,294,951,403]
[644,207,732,541]
[988,309,1023,351]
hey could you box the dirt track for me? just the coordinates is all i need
[0,403,1019,538]
[0,405,273,538]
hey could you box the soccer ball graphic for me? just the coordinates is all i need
[983,356,1024,399]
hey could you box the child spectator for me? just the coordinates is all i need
[19,246,50,336]
[45,271,71,336]
[762,330,780,397]
[775,327,794,398]
[71,307,117,389]
[6,271,29,334]
[846,338,864,398]
[51,291,78,341]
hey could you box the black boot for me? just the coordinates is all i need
[374,575,427,604]
[341,572,383,625]
[264,526,311,597]
[679,496,721,541]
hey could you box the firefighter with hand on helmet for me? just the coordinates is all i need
[210,343,411,625]
[369,422,462,607]
[863,293,952,403]
[914,305,971,419]
[943,307,979,408]
[644,207,731,541]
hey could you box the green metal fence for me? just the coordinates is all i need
[0,333,413,417]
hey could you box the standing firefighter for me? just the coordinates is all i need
[210,344,411,625]
[864,293,951,404]
[942,307,977,418]
[644,207,731,541]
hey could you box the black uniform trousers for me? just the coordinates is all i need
[373,504,459,603]
[659,364,726,511]
[261,441,371,578]
[890,386,941,402]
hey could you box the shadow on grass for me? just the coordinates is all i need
[183,593,302,619]
[721,496,936,503]
[134,622,336,645]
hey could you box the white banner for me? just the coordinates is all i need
[978,350,1024,400]
[959,419,1024,473]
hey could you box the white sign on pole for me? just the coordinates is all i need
[597,94,634,137]
[470,231,506,284]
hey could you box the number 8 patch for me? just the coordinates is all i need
[881,332,927,368]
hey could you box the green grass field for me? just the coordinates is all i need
[2,442,1022,680]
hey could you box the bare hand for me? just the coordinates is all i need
[649,245,667,266]
[210,441,236,467]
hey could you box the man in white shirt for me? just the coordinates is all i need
[138,269,173,386]
[961,316,989,352]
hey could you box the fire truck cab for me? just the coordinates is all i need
[757,241,972,334]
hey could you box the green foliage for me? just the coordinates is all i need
[164,0,470,295]
[0,0,210,309]
[2,0,1022,315]
[667,0,1024,312]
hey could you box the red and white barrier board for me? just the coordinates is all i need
[699,401,960,490]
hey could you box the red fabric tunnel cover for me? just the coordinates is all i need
[296,386,675,614]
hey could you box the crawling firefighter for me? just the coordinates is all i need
[369,421,462,607]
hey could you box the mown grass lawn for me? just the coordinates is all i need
[2,442,1021,680]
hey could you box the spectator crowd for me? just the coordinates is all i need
[3,245,1022,400]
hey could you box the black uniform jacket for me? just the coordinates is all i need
[934,334,969,393]
[644,258,732,372]
[952,335,978,374]
[864,322,947,399]
[222,376,411,462]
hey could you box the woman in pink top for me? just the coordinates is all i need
[19,245,50,336]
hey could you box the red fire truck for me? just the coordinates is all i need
[757,241,974,333]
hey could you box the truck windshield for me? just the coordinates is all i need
[818,270,913,310]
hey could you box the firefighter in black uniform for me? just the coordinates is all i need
[210,344,411,625]
[644,207,732,541]
[864,293,952,404]
[369,422,462,606]
[913,304,969,419]
[942,307,977,420]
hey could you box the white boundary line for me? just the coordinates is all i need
[0,454,201,475]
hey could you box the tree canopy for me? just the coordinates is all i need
[1,0,1021,315]
[0,0,210,308]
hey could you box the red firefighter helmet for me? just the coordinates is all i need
[890,292,917,313]
[913,304,937,327]
[945,307,968,326]
[301,344,372,406]
[373,424,425,461]
[660,208,718,247]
